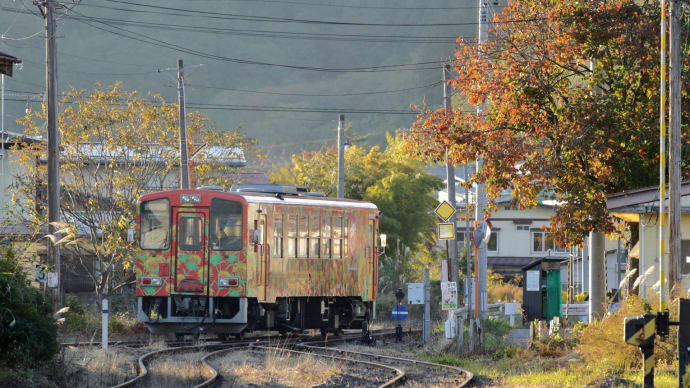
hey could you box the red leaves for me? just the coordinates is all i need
[407,0,672,246]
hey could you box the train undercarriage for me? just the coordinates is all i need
[138,296,373,338]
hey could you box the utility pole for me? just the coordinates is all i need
[659,0,669,313]
[464,162,473,352]
[177,59,190,189]
[443,64,460,335]
[337,114,345,198]
[43,0,62,310]
[475,0,489,349]
[668,0,681,294]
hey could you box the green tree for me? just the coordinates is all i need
[408,0,690,246]
[12,83,256,303]
[0,245,58,368]
[270,133,443,290]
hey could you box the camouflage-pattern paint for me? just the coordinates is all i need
[246,199,378,303]
[172,209,208,294]
[135,190,248,298]
[135,190,377,304]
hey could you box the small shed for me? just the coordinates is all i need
[522,257,563,321]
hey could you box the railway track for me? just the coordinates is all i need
[108,329,473,388]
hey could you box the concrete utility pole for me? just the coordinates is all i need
[588,231,605,321]
[44,0,62,310]
[659,0,669,312]
[337,114,345,198]
[423,268,431,342]
[443,64,460,322]
[177,59,190,189]
[476,0,489,323]
[668,0,682,294]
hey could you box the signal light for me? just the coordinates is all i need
[142,277,162,286]
[219,277,239,287]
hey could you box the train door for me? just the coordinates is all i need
[368,218,377,299]
[172,208,209,294]
[255,214,268,300]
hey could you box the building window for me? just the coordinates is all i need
[456,230,466,247]
[681,240,690,275]
[487,231,498,252]
[310,213,320,258]
[333,215,343,259]
[140,198,169,250]
[343,216,349,256]
[273,212,283,257]
[210,199,242,251]
[322,215,331,258]
[516,225,530,231]
[178,217,203,251]
[532,231,567,253]
[287,214,297,258]
[299,215,308,258]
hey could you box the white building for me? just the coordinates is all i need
[429,166,625,297]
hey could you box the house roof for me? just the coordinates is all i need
[607,181,690,221]
[0,51,21,77]
[521,256,566,271]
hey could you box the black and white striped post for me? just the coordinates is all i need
[624,314,657,387]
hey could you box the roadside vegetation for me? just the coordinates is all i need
[417,295,680,387]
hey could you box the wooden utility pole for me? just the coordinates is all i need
[177,59,190,189]
[43,0,62,310]
[668,0,682,293]
[337,114,345,198]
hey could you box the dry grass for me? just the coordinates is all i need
[146,351,209,387]
[59,346,140,387]
[216,348,340,387]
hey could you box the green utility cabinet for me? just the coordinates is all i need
[522,257,563,322]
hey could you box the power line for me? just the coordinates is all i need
[194,0,488,11]
[91,0,486,27]
[55,12,466,43]
[64,8,445,73]
[186,81,442,97]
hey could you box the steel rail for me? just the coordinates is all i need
[297,343,474,387]
[249,343,405,388]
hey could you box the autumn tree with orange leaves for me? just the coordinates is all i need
[408,0,690,246]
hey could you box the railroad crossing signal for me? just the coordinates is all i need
[434,201,456,222]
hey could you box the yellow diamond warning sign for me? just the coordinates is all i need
[434,201,456,221]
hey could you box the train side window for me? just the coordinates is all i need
[210,199,242,251]
[299,215,308,258]
[273,212,283,258]
[333,216,342,259]
[310,212,320,258]
[140,198,169,250]
[179,216,203,251]
[322,215,331,258]
[343,216,349,256]
[287,214,297,258]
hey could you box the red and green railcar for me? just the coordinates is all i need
[135,185,380,337]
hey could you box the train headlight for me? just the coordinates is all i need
[219,277,239,287]
[142,277,163,286]
[180,194,201,204]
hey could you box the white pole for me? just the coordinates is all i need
[1,74,4,176]
[102,298,109,349]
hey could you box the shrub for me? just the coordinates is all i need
[577,295,675,374]
[483,318,515,358]
[0,248,58,368]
